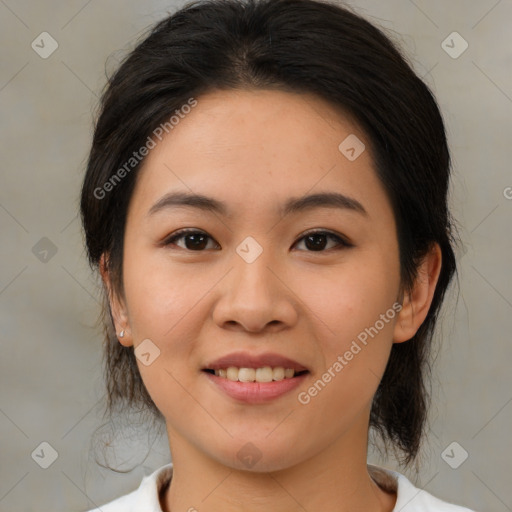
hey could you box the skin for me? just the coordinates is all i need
[101,89,442,512]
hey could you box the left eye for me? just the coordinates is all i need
[293,230,352,252]
[162,229,351,252]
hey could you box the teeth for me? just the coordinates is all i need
[284,368,294,379]
[272,367,284,381]
[256,367,273,382]
[214,366,298,382]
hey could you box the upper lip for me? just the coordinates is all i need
[203,351,309,372]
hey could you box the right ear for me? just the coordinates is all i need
[99,253,133,347]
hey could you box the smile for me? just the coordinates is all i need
[204,366,305,382]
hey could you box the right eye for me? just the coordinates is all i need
[162,229,220,251]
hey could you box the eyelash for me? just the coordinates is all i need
[162,228,353,252]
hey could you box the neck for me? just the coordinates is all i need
[163,416,397,512]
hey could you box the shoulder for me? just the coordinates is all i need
[85,489,139,512]
[84,464,173,512]
[368,464,477,512]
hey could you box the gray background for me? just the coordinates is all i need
[1,1,511,511]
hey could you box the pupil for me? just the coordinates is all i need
[306,234,326,251]
[187,234,207,250]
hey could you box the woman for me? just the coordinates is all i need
[80,0,476,510]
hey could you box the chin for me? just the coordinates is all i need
[204,434,306,474]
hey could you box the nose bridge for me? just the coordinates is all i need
[232,234,277,301]
[213,235,297,331]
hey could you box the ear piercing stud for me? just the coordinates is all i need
[119,330,125,338]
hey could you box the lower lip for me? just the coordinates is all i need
[203,371,308,404]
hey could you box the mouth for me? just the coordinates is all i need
[201,352,310,403]
[202,351,310,380]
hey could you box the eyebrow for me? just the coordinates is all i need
[147,191,368,218]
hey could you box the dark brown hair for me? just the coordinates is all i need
[80,0,459,468]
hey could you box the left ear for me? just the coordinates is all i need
[393,242,443,343]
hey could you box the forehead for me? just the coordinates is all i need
[127,88,390,223]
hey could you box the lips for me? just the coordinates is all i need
[202,351,309,372]
[201,352,310,402]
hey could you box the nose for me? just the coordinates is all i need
[212,244,298,334]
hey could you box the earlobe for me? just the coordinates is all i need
[99,253,134,347]
[393,243,442,343]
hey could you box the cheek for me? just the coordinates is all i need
[122,251,197,340]
[121,252,205,417]
[292,251,399,410]
[293,252,399,345]
[121,248,216,384]
[298,287,398,431]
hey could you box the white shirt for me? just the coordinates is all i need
[86,463,476,512]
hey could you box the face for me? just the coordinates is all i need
[106,89,414,472]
